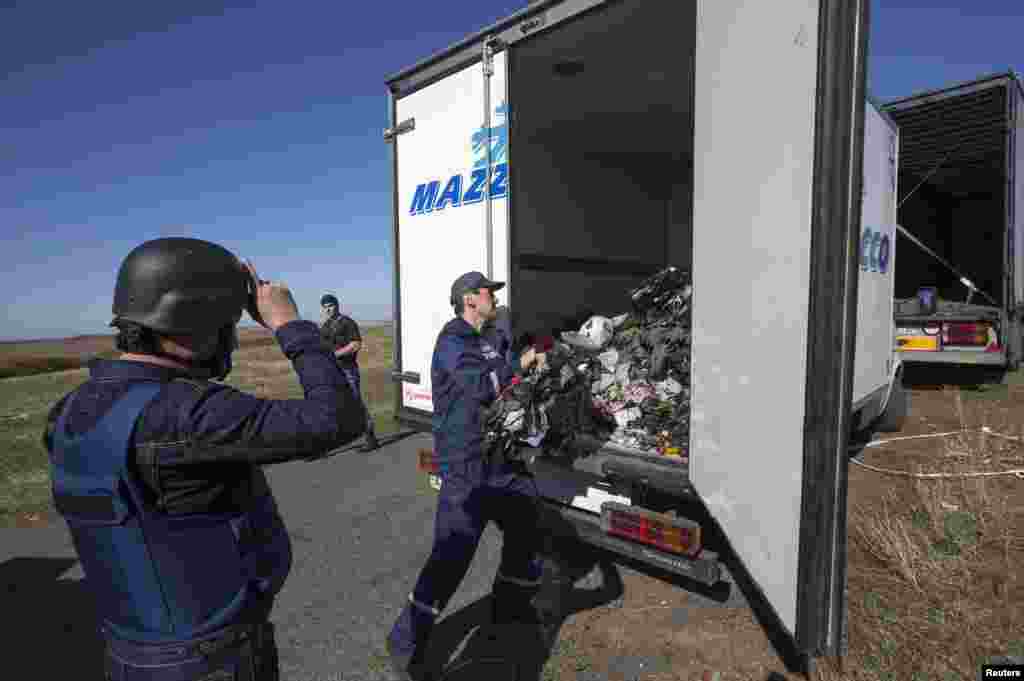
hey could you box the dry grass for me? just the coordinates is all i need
[0,324,396,526]
[817,387,1024,681]
[545,380,1023,681]
[0,334,120,379]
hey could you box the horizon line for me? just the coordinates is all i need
[0,320,396,344]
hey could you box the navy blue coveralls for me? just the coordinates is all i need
[43,320,366,680]
[388,316,543,658]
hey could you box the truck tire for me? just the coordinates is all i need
[875,378,909,433]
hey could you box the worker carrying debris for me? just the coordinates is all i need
[387,271,548,680]
[483,265,693,463]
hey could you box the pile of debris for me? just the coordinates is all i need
[483,266,692,462]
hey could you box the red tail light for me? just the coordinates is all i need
[600,502,702,557]
[942,322,990,347]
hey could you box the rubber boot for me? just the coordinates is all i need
[361,431,380,453]
[386,595,437,681]
[361,417,380,453]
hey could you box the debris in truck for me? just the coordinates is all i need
[483,266,693,461]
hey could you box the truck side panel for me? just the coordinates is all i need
[852,102,898,405]
[393,52,509,415]
[689,0,820,638]
[1015,79,1024,307]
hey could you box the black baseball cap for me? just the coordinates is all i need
[450,271,505,306]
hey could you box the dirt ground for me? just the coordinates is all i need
[537,376,1023,681]
[3,331,1021,679]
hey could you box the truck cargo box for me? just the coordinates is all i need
[884,72,1024,377]
[385,0,895,668]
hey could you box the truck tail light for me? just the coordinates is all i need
[941,322,992,348]
[600,502,702,557]
[418,449,439,474]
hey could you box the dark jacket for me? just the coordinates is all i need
[42,320,365,598]
[431,317,519,464]
[483,305,514,365]
[320,313,362,368]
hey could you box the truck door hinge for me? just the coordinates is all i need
[482,36,502,77]
[383,118,415,143]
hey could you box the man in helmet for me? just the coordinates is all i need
[386,271,547,680]
[319,293,379,452]
[42,237,367,681]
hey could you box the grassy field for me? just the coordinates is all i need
[0,325,397,527]
[1,329,1020,679]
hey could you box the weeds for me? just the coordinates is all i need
[542,637,591,680]
[845,390,1023,680]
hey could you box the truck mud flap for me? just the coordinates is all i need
[541,500,722,587]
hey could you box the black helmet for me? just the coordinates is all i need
[112,237,248,335]
[321,294,339,307]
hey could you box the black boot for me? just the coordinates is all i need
[361,419,380,452]
[386,596,436,680]
[361,431,380,453]
[490,568,545,627]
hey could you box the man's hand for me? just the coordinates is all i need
[335,341,361,357]
[520,348,547,371]
[244,261,299,332]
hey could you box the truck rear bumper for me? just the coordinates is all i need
[538,498,723,586]
[525,455,720,585]
[897,349,1006,366]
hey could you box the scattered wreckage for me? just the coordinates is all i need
[483,266,693,465]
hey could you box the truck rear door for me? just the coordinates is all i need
[388,50,509,420]
[689,0,865,660]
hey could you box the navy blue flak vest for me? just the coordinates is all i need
[49,381,256,644]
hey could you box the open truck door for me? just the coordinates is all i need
[688,0,866,664]
[386,0,872,670]
[386,46,510,423]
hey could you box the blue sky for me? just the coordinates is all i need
[2,0,1022,341]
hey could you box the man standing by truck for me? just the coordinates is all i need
[386,271,546,680]
[43,238,367,680]
[320,293,380,452]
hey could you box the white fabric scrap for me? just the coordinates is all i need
[614,407,642,429]
[503,409,525,433]
[592,373,616,394]
[654,377,683,399]
[561,332,604,352]
[598,349,619,372]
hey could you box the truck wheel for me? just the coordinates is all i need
[875,378,909,433]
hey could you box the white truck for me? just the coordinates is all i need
[885,72,1024,383]
[384,0,904,670]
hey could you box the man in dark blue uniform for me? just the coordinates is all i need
[43,237,367,680]
[386,271,547,680]
[319,293,379,452]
